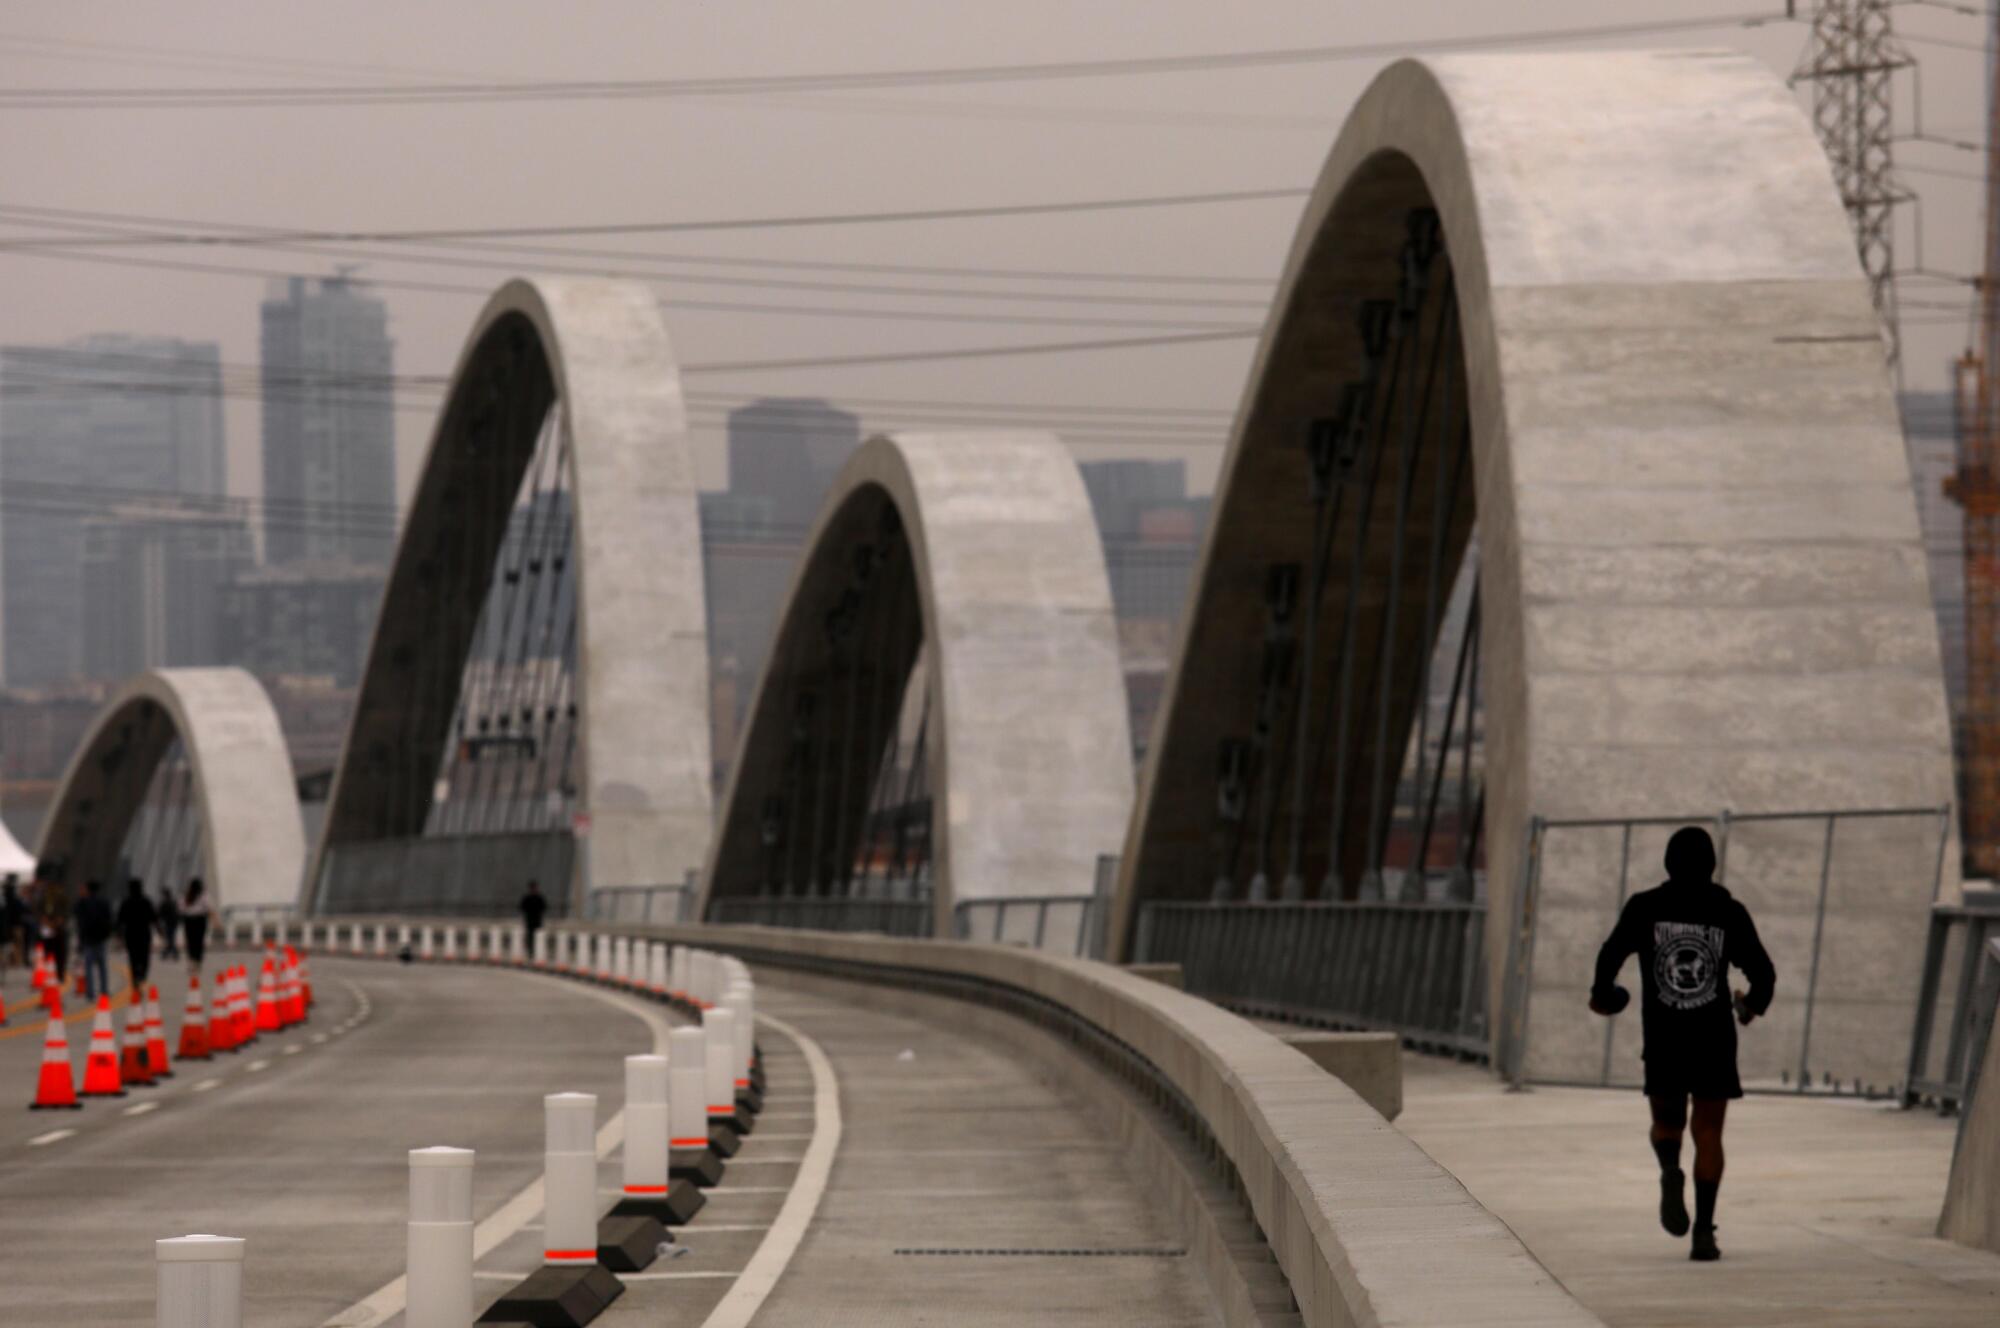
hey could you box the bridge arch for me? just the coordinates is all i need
[700,432,1132,939]
[311,277,710,914]
[37,667,304,910]
[1112,52,1958,1081]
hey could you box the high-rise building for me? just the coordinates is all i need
[725,398,862,532]
[260,275,396,566]
[0,334,226,685]
[81,502,251,678]
[218,561,385,686]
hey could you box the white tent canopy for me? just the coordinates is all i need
[0,816,37,878]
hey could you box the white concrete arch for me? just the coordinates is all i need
[700,432,1132,935]
[311,277,710,910]
[1112,53,1958,1082]
[38,667,305,910]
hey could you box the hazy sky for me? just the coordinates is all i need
[0,1,1987,509]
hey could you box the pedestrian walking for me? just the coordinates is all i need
[74,879,112,1000]
[1589,826,1776,1262]
[0,874,23,972]
[117,879,157,989]
[180,878,210,972]
[519,879,547,953]
[157,887,181,960]
[35,867,70,985]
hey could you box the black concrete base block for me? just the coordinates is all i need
[475,1264,623,1328]
[707,1122,742,1157]
[714,1105,752,1136]
[595,1214,665,1273]
[737,1085,764,1115]
[671,1148,725,1187]
[609,1179,705,1226]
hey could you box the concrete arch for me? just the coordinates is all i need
[37,667,305,910]
[701,432,1132,934]
[1113,53,1958,1078]
[311,277,710,909]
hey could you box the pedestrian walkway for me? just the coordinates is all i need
[1396,1054,2000,1326]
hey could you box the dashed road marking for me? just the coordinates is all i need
[28,1129,75,1146]
[282,1045,303,1056]
[192,1078,221,1093]
[247,1059,270,1072]
[311,1034,328,1044]
[122,1101,159,1117]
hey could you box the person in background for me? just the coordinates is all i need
[519,879,547,955]
[0,874,22,973]
[74,879,113,1000]
[157,887,181,960]
[36,866,70,986]
[118,878,157,989]
[180,878,210,973]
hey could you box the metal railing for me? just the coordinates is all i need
[1905,889,2000,1112]
[953,894,1107,958]
[582,881,698,925]
[706,895,932,937]
[1132,899,1488,1057]
[1500,804,1952,1093]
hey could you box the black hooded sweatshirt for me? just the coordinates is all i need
[1592,876,1776,1075]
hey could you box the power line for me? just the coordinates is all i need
[0,12,1794,110]
[681,328,1259,374]
[0,186,1311,252]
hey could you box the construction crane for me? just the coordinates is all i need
[1944,3,2000,874]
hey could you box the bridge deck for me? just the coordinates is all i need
[1397,1054,2000,1326]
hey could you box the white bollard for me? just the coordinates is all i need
[597,934,614,982]
[614,936,630,986]
[670,945,688,996]
[508,926,523,966]
[648,943,666,994]
[399,924,412,951]
[156,1234,243,1328]
[250,918,263,948]
[406,1147,474,1328]
[533,929,549,968]
[702,1006,737,1125]
[419,927,434,960]
[544,1093,598,1266]
[623,1055,670,1197]
[374,924,387,957]
[668,1026,709,1152]
[441,928,457,962]
[276,918,288,947]
[726,985,755,1090]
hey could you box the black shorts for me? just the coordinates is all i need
[1642,1051,1742,1100]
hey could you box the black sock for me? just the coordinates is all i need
[1652,1136,1681,1174]
[1694,1178,1719,1229]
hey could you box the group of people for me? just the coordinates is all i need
[0,867,212,999]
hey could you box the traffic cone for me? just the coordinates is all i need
[233,966,255,1046]
[29,1005,81,1110]
[208,970,235,1053]
[178,976,211,1061]
[121,995,153,1087]
[145,984,171,1078]
[80,995,124,1097]
[0,987,8,1027]
[29,952,46,1000]
[278,951,302,1027]
[255,959,280,1034]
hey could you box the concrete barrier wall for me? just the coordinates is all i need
[610,921,1602,1328]
[1938,950,2000,1254]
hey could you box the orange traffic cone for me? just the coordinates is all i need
[145,984,171,1078]
[177,976,210,1060]
[120,995,153,1088]
[281,950,304,1026]
[208,970,234,1053]
[28,952,46,1000]
[29,1004,81,1110]
[0,987,8,1027]
[230,966,254,1046]
[80,995,124,1097]
[255,960,280,1034]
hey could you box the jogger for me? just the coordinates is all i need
[1590,826,1776,1262]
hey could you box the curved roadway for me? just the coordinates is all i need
[1,952,1226,1326]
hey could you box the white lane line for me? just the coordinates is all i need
[28,1128,75,1146]
[471,1269,745,1283]
[697,1008,840,1328]
[282,1045,303,1056]
[192,1078,221,1093]
[122,1101,159,1117]
[745,1133,812,1141]
[678,1223,770,1234]
[702,1186,791,1195]
[311,1034,328,1044]
[246,1059,270,1072]
[321,969,672,1328]
[720,1157,804,1165]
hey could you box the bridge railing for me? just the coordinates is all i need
[706,895,931,937]
[581,880,698,925]
[952,894,1107,958]
[1131,898,1488,1057]
[1905,889,2000,1112]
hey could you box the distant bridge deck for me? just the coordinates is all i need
[1396,1055,2000,1326]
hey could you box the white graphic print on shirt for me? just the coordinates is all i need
[1652,921,1726,1010]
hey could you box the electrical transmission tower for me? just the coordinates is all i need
[1791,0,1912,369]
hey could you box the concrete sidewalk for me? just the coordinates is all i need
[1396,1054,2000,1326]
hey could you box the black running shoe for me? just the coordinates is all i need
[1659,1168,1690,1237]
[1690,1224,1720,1262]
